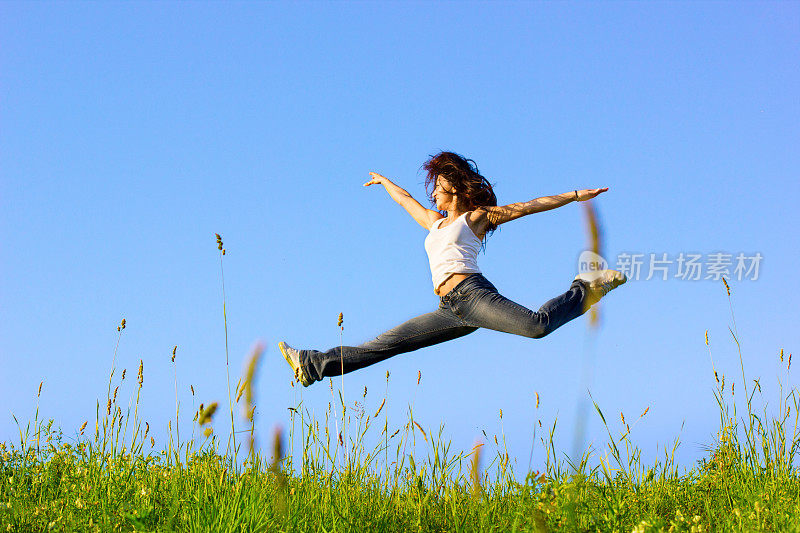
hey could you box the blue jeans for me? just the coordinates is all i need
[299,274,589,383]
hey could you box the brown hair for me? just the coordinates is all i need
[421,151,498,236]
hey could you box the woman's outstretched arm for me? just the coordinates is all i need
[474,188,608,228]
[364,172,442,229]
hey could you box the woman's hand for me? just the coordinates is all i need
[577,187,609,201]
[364,172,388,187]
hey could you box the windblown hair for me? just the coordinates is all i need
[421,151,499,237]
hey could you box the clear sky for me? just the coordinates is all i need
[2,2,798,474]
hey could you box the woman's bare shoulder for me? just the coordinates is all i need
[425,210,445,229]
[466,209,489,239]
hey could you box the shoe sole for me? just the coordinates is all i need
[581,272,626,310]
[279,342,311,387]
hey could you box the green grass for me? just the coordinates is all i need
[2,260,799,531]
[2,385,799,533]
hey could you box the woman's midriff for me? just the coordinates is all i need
[435,273,475,297]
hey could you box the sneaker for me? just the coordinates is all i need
[574,269,627,307]
[279,341,312,387]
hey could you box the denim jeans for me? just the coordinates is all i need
[299,273,589,383]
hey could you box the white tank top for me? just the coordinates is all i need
[424,213,482,293]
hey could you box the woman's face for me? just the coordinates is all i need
[433,175,457,211]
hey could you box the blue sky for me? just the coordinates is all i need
[2,2,798,474]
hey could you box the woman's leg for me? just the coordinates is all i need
[451,276,589,339]
[299,306,478,382]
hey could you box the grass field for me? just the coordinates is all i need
[2,258,798,531]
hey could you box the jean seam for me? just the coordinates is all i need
[365,319,470,353]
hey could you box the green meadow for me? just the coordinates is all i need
[2,258,799,532]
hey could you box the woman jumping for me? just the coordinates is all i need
[280,151,626,387]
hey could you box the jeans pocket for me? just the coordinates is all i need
[452,287,488,318]
[459,290,475,303]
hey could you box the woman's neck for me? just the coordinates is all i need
[446,207,467,219]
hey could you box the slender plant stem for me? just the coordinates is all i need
[220,253,236,457]
[102,325,123,457]
[173,358,179,454]
[340,324,346,467]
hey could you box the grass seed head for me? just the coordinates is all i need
[242,343,264,420]
[705,330,709,346]
[198,402,218,426]
[204,427,213,438]
[150,436,155,447]
[106,399,112,415]
[235,376,245,403]
[413,420,428,442]
[337,312,343,328]
[120,318,126,330]
[363,386,367,398]
[144,422,149,439]
[270,428,284,470]
[780,348,784,362]
[79,421,87,435]
[374,398,386,418]
[137,360,144,386]
[171,346,176,363]
[190,385,194,396]
[121,369,126,380]
[113,386,118,403]
[37,381,43,398]
[788,353,792,370]
[417,370,422,385]
[470,441,483,497]
[535,391,540,409]
[722,277,730,296]
[641,407,650,418]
